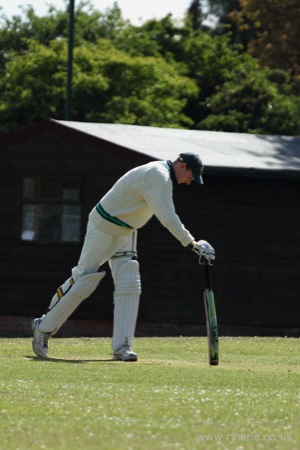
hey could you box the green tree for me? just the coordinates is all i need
[0,38,198,133]
[178,29,300,135]
[206,0,240,19]
[115,14,188,62]
[179,31,247,125]
[0,1,127,64]
[205,0,255,48]
[0,39,68,132]
[198,66,300,134]
[1,1,299,135]
[236,0,300,79]
[187,0,204,31]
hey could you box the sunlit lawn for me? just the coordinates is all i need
[0,336,299,449]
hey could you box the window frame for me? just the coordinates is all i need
[20,174,83,245]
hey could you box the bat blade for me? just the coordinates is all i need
[204,288,219,365]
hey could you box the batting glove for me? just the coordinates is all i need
[190,239,215,265]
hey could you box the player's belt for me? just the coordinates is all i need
[95,203,134,229]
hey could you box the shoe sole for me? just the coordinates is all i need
[113,354,138,362]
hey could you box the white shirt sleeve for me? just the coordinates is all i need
[140,165,194,246]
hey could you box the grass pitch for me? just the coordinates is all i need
[0,336,299,450]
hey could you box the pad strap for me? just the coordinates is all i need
[110,251,137,260]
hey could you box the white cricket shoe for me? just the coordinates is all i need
[113,343,138,362]
[32,317,50,357]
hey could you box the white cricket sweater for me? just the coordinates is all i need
[89,160,194,246]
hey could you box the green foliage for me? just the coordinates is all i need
[263,94,300,135]
[0,39,67,132]
[206,0,240,18]
[0,37,197,132]
[0,2,126,59]
[176,29,300,134]
[72,39,197,127]
[115,14,189,63]
[0,5,68,54]
[238,0,300,77]
[187,0,204,31]
[179,31,253,124]
[197,62,300,134]
[0,337,299,449]
[0,1,299,135]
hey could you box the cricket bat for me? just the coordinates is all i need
[203,262,219,365]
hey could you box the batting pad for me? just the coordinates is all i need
[112,260,141,351]
[39,272,105,334]
[48,276,75,310]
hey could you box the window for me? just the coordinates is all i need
[21,176,82,243]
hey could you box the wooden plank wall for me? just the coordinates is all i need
[151,173,300,335]
[1,128,299,336]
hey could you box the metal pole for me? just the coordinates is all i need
[65,0,75,120]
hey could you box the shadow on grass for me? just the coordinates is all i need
[25,355,116,363]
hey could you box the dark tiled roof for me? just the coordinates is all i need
[56,120,300,177]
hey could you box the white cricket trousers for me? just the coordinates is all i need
[73,218,137,281]
[39,218,141,350]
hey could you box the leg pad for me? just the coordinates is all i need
[40,272,105,334]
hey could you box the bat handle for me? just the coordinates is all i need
[203,261,212,290]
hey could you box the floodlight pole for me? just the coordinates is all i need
[65,0,75,120]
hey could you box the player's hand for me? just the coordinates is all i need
[192,240,215,265]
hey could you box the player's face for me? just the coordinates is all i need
[177,165,195,185]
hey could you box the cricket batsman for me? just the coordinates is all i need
[32,153,215,361]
